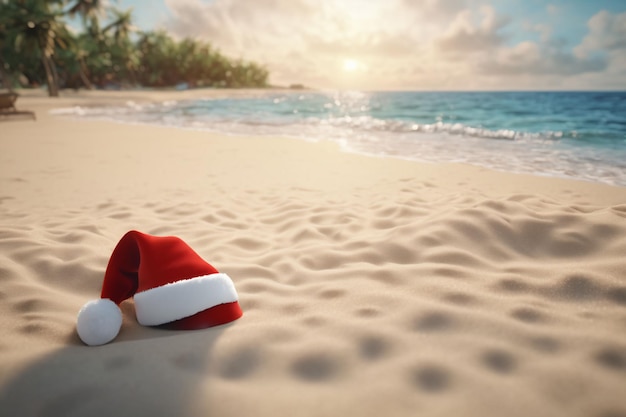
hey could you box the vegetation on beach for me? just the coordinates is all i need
[0,0,270,96]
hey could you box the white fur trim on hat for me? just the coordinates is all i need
[76,298,123,346]
[133,273,238,326]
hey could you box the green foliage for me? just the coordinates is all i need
[0,0,69,95]
[0,0,269,93]
[134,31,268,88]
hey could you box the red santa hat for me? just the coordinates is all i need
[76,230,242,346]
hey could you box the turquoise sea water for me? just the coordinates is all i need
[55,91,626,186]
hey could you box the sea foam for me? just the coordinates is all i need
[51,91,626,186]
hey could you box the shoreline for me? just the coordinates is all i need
[1,89,626,417]
[12,87,294,108]
[14,88,626,190]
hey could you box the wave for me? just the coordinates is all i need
[50,101,626,187]
[52,104,573,143]
[299,116,569,142]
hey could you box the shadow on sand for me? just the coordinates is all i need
[0,305,233,417]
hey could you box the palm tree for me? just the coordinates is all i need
[102,7,137,85]
[65,0,104,25]
[0,3,14,90]
[0,0,67,96]
[1,1,270,92]
[136,30,177,86]
[63,0,107,89]
[102,8,133,43]
[54,29,95,89]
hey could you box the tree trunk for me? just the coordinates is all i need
[126,62,137,86]
[50,56,60,93]
[78,57,94,90]
[41,54,59,97]
[0,56,13,91]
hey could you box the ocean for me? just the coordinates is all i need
[55,91,626,187]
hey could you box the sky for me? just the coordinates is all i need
[106,0,626,90]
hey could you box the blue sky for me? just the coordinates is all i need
[91,0,626,90]
[492,0,624,45]
[110,0,172,31]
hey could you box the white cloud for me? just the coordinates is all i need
[164,0,425,87]
[401,0,470,22]
[435,6,612,84]
[161,1,626,90]
[483,41,607,76]
[571,10,626,90]
[437,5,510,52]
[576,10,626,55]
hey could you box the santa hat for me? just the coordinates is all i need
[76,230,242,346]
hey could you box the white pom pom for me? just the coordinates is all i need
[76,298,122,346]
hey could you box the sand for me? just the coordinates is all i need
[1,89,625,417]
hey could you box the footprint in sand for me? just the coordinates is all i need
[411,364,452,393]
[481,349,517,374]
[291,354,339,382]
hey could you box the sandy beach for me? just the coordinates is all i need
[1,89,625,417]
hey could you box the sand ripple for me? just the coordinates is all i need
[1,174,626,416]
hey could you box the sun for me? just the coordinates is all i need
[343,58,360,72]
